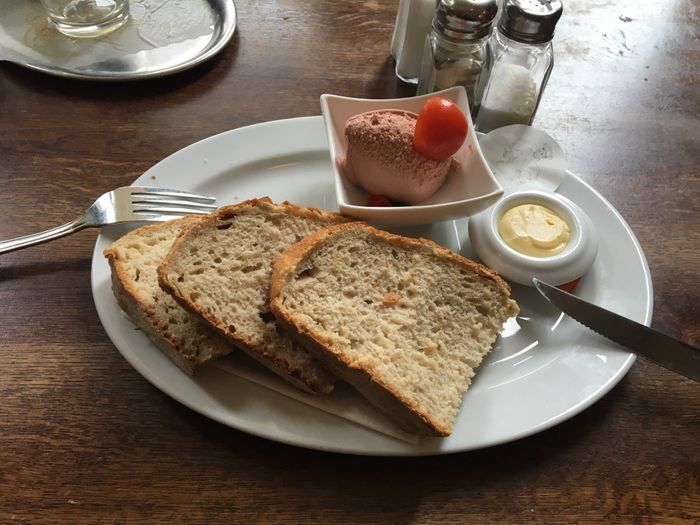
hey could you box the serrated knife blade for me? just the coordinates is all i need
[532,278,700,382]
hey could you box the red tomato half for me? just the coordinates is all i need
[367,195,393,207]
[413,97,468,161]
[557,277,581,293]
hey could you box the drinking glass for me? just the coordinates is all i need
[39,0,129,38]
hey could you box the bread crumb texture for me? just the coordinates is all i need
[277,226,518,433]
[159,200,347,392]
[105,217,231,372]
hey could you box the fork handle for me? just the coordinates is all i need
[0,217,90,255]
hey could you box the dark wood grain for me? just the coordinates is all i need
[1,0,698,523]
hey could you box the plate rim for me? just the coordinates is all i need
[91,116,653,456]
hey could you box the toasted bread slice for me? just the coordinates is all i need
[269,222,519,436]
[104,216,233,375]
[158,198,351,394]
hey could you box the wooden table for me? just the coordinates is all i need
[1,0,698,523]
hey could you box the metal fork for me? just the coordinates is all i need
[0,186,217,255]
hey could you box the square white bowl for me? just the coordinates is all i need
[320,86,503,227]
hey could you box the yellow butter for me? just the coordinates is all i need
[498,204,570,257]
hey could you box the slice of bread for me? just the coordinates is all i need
[158,198,351,394]
[104,216,233,375]
[269,222,519,436]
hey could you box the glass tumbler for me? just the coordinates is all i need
[39,0,130,38]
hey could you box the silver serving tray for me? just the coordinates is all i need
[0,0,236,80]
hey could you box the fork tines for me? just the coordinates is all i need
[129,186,218,217]
[130,187,217,202]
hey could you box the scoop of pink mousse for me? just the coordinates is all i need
[340,110,451,205]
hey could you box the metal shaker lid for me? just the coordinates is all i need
[433,0,499,41]
[498,0,563,44]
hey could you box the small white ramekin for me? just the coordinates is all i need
[320,86,503,227]
[468,190,598,286]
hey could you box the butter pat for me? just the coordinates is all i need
[499,204,570,257]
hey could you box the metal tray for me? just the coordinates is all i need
[0,0,236,81]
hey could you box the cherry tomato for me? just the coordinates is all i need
[413,97,468,161]
[367,195,393,207]
[557,277,581,293]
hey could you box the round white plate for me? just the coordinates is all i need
[91,116,652,456]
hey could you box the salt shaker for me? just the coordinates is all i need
[393,0,438,84]
[417,0,499,116]
[474,0,563,133]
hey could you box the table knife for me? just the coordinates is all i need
[532,278,700,382]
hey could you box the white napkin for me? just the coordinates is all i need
[478,124,567,192]
[213,355,422,445]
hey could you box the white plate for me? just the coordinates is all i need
[91,116,652,456]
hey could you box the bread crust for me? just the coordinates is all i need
[273,311,448,436]
[270,222,513,301]
[270,222,518,436]
[104,217,231,375]
[158,198,352,394]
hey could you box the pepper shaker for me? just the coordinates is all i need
[475,0,563,133]
[417,0,499,116]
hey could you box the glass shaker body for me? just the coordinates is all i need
[393,0,438,84]
[417,30,493,116]
[475,29,554,132]
[391,0,411,60]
